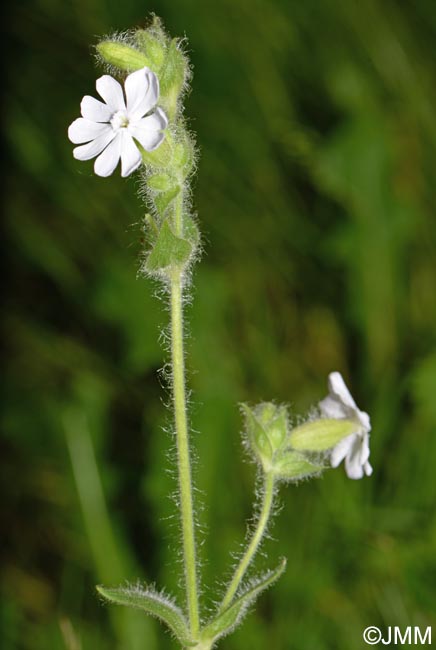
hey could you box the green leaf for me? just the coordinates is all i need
[200,559,286,645]
[97,586,196,647]
[135,22,167,71]
[273,450,323,481]
[145,219,192,273]
[96,41,151,71]
[96,584,196,647]
[183,215,200,246]
[154,185,180,214]
[148,173,173,191]
[140,138,172,169]
[173,138,195,176]
[144,213,159,243]
[289,418,355,452]
[241,403,274,465]
[159,39,188,119]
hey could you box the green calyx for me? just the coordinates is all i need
[289,418,356,452]
[242,403,289,470]
[242,403,357,481]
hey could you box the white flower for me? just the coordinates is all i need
[319,371,373,480]
[68,67,168,177]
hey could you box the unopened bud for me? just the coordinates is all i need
[96,41,151,72]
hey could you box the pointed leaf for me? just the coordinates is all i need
[148,173,173,191]
[183,215,200,246]
[135,22,167,71]
[241,403,273,464]
[144,213,159,243]
[97,584,196,647]
[201,559,286,644]
[154,186,180,214]
[289,418,356,452]
[145,219,192,273]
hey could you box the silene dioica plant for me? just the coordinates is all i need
[67,17,373,650]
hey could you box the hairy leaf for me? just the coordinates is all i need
[154,186,180,214]
[145,219,192,273]
[200,558,286,644]
[97,584,196,647]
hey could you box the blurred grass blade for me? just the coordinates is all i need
[64,409,157,650]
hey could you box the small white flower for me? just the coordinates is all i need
[68,67,168,177]
[319,371,373,480]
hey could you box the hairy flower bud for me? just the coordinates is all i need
[97,41,151,72]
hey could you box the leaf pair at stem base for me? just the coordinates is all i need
[97,558,286,649]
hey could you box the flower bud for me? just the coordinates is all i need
[96,41,151,72]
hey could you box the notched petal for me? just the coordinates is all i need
[96,75,126,111]
[80,95,112,122]
[125,67,159,119]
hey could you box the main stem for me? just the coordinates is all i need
[220,472,275,611]
[170,268,200,638]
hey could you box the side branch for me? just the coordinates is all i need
[219,472,276,611]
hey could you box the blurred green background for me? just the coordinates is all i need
[3,0,436,648]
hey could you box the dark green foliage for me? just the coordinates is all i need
[2,1,436,649]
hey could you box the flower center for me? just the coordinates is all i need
[110,110,129,131]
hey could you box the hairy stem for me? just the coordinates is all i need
[170,267,200,638]
[220,472,276,611]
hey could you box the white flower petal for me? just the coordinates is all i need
[319,371,373,480]
[319,395,347,420]
[358,433,370,466]
[358,409,371,431]
[328,372,358,410]
[345,445,365,479]
[331,433,355,468]
[73,130,116,161]
[129,108,168,151]
[68,118,111,144]
[96,75,126,111]
[364,461,373,476]
[120,133,142,177]
[125,67,159,120]
[80,95,112,122]
[345,435,370,479]
[345,459,364,479]
[94,133,123,177]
